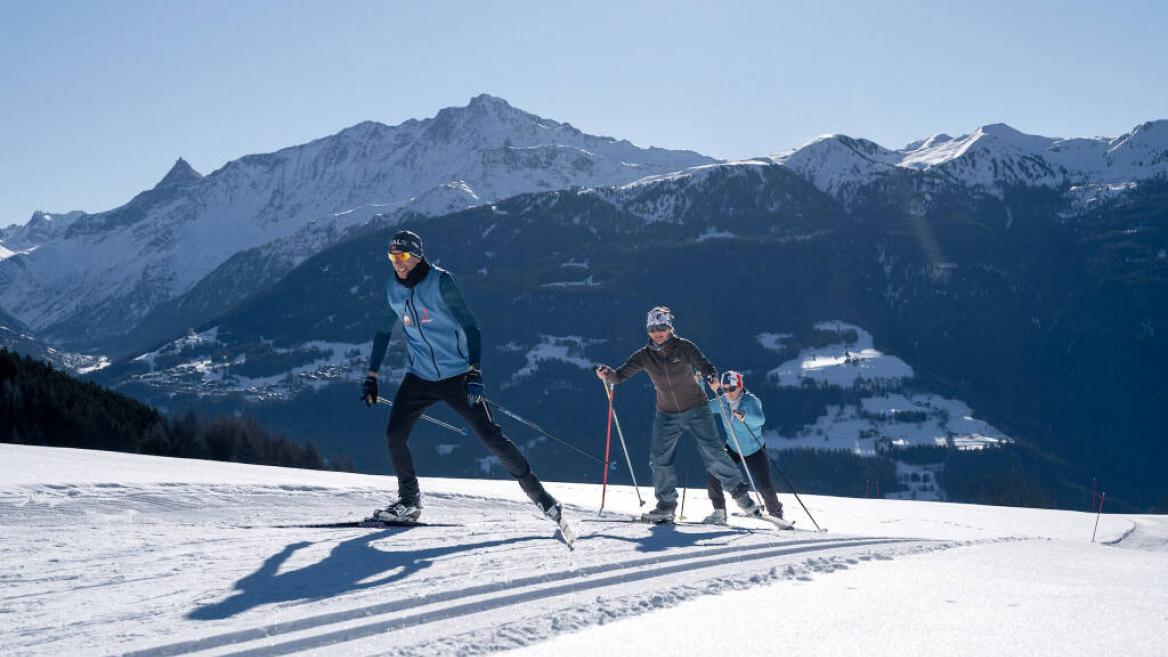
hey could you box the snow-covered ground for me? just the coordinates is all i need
[2,444,1164,657]
[765,321,914,388]
[128,329,377,401]
[505,335,602,387]
[762,322,1010,454]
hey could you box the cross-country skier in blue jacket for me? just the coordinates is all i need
[704,370,785,524]
[362,230,569,533]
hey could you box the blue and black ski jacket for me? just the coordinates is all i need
[367,260,481,382]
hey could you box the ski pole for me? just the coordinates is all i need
[376,396,468,436]
[737,418,825,532]
[599,382,615,514]
[485,399,604,463]
[678,437,694,520]
[603,381,646,507]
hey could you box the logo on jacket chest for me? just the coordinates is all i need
[402,307,434,327]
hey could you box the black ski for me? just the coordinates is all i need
[268,520,463,529]
[731,512,815,532]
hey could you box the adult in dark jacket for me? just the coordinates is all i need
[594,306,761,523]
[362,230,565,527]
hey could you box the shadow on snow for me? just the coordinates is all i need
[188,529,543,620]
[588,523,752,552]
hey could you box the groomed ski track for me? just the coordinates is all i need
[1,445,1151,657]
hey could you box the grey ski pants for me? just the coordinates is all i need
[649,403,746,507]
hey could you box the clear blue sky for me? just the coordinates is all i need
[2,0,1166,224]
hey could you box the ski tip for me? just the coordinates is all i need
[559,525,579,550]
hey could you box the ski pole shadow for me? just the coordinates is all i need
[588,523,747,552]
[188,530,543,621]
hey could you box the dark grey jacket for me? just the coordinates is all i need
[603,336,717,414]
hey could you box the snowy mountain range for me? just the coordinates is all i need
[3,101,1166,357]
[0,94,714,352]
[772,120,1168,200]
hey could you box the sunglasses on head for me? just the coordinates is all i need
[647,324,671,333]
[388,250,416,263]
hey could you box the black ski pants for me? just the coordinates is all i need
[707,448,783,516]
[386,372,555,510]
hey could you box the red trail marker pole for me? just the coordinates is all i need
[598,382,614,514]
[1091,491,1107,543]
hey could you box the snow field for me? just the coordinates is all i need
[1,444,1163,657]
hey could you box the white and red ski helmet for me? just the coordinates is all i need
[720,370,744,390]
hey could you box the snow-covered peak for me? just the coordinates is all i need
[772,134,901,197]
[427,94,561,145]
[974,122,1056,148]
[900,123,1052,168]
[154,158,203,190]
[904,133,954,151]
[1100,119,1168,179]
[0,210,87,251]
[466,92,521,116]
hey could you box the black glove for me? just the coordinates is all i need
[465,367,485,406]
[361,375,379,407]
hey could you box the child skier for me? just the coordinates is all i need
[704,370,787,526]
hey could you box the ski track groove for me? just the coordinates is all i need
[390,539,1000,657]
[1102,520,1138,546]
[114,535,944,657]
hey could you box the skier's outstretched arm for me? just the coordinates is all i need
[439,272,482,368]
[598,350,645,385]
[362,307,399,406]
[367,307,400,375]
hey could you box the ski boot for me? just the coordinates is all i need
[764,509,796,530]
[640,502,677,524]
[543,500,579,548]
[367,497,422,524]
[701,508,728,525]
[732,487,762,518]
